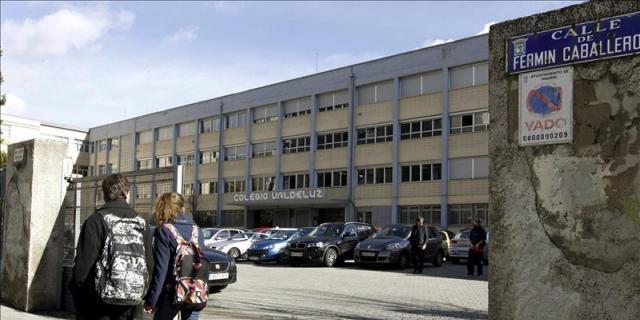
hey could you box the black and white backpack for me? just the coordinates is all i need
[94,211,149,305]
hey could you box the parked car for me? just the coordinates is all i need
[287,222,374,267]
[449,229,489,265]
[246,229,310,264]
[203,247,237,293]
[210,232,271,260]
[355,224,444,268]
[202,228,245,248]
[439,230,457,258]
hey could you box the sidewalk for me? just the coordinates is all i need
[0,305,73,320]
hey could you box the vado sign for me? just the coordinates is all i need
[519,66,573,146]
[233,189,324,202]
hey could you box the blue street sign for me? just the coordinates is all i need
[507,12,640,74]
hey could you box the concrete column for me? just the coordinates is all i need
[245,107,253,193]
[192,118,200,211]
[150,128,157,202]
[130,125,137,204]
[309,94,318,188]
[104,138,110,174]
[440,64,450,229]
[275,101,284,191]
[1,140,68,311]
[391,77,401,224]
[117,135,123,174]
[172,123,178,167]
[92,141,98,177]
[346,70,357,221]
[216,103,225,226]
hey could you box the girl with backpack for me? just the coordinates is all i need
[143,192,209,320]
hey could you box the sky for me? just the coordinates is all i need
[1,1,583,129]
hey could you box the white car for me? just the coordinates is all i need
[202,228,245,248]
[211,232,271,260]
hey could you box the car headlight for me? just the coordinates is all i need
[385,243,401,250]
[265,244,274,250]
[308,242,324,247]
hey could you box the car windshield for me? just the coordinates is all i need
[267,231,297,240]
[203,229,220,239]
[372,226,411,239]
[309,224,344,237]
[231,232,252,240]
[455,230,471,239]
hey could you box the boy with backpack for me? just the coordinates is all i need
[71,174,154,320]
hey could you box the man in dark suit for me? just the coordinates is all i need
[410,217,428,273]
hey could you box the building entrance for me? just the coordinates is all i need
[252,210,274,228]
[317,208,345,225]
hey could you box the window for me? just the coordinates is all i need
[318,90,349,112]
[136,183,151,199]
[282,174,309,190]
[357,80,394,105]
[356,124,393,145]
[200,149,220,164]
[401,71,442,98]
[401,162,442,182]
[72,165,89,177]
[137,130,152,144]
[194,210,217,227]
[156,155,172,168]
[224,178,246,193]
[109,163,118,174]
[284,98,311,118]
[450,62,488,89]
[183,183,194,196]
[317,170,347,188]
[317,131,348,150]
[200,181,218,195]
[252,141,277,158]
[178,122,196,137]
[97,165,106,175]
[450,111,489,134]
[356,224,373,238]
[449,157,489,179]
[283,136,310,154]
[252,176,276,192]
[137,158,152,170]
[225,112,247,129]
[224,145,246,161]
[357,166,392,185]
[177,153,195,166]
[155,181,172,198]
[157,126,173,141]
[96,188,104,202]
[356,208,373,224]
[109,137,119,151]
[399,205,441,225]
[75,140,90,152]
[253,104,279,123]
[200,117,221,133]
[448,204,488,226]
[221,210,245,227]
[400,118,442,140]
[98,140,108,152]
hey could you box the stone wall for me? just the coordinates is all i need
[489,1,640,319]
[1,139,67,311]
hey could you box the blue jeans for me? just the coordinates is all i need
[154,295,201,320]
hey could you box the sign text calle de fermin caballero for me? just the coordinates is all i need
[508,12,640,74]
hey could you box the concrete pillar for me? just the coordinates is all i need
[1,139,68,311]
[192,118,200,211]
[275,101,284,191]
[391,77,400,224]
[346,70,357,222]
[216,103,225,226]
[440,64,450,229]
[309,94,318,188]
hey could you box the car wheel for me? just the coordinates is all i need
[208,285,227,294]
[398,253,409,269]
[450,257,460,264]
[228,248,241,260]
[433,250,444,267]
[323,248,338,267]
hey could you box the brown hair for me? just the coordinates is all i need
[154,192,185,225]
[102,174,130,202]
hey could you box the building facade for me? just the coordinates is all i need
[86,34,489,231]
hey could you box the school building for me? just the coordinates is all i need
[82,34,490,231]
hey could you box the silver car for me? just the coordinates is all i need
[448,230,489,265]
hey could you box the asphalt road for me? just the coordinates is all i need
[201,260,488,320]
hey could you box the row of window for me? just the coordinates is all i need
[357,167,393,185]
[398,204,488,226]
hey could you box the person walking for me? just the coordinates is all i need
[409,217,428,274]
[143,192,207,320]
[71,174,154,320]
[467,218,487,277]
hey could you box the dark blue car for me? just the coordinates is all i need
[204,248,238,293]
[246,228,313,264]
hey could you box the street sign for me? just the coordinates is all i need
[519,67,573,146]
[508,12,640,74]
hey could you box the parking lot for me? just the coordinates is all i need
[202,261,488,320]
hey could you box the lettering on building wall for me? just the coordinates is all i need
[518,66,573,146]
[233,189,325,202]
[508,12,640,74]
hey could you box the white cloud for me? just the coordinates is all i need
[476,21,496,35]
[0,7,135,59]
[3,93,28,114]
[420,38,455,49]
[165,26,199,45]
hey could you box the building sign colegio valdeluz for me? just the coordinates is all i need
[508,12,640,74]
[233,189,325,202]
